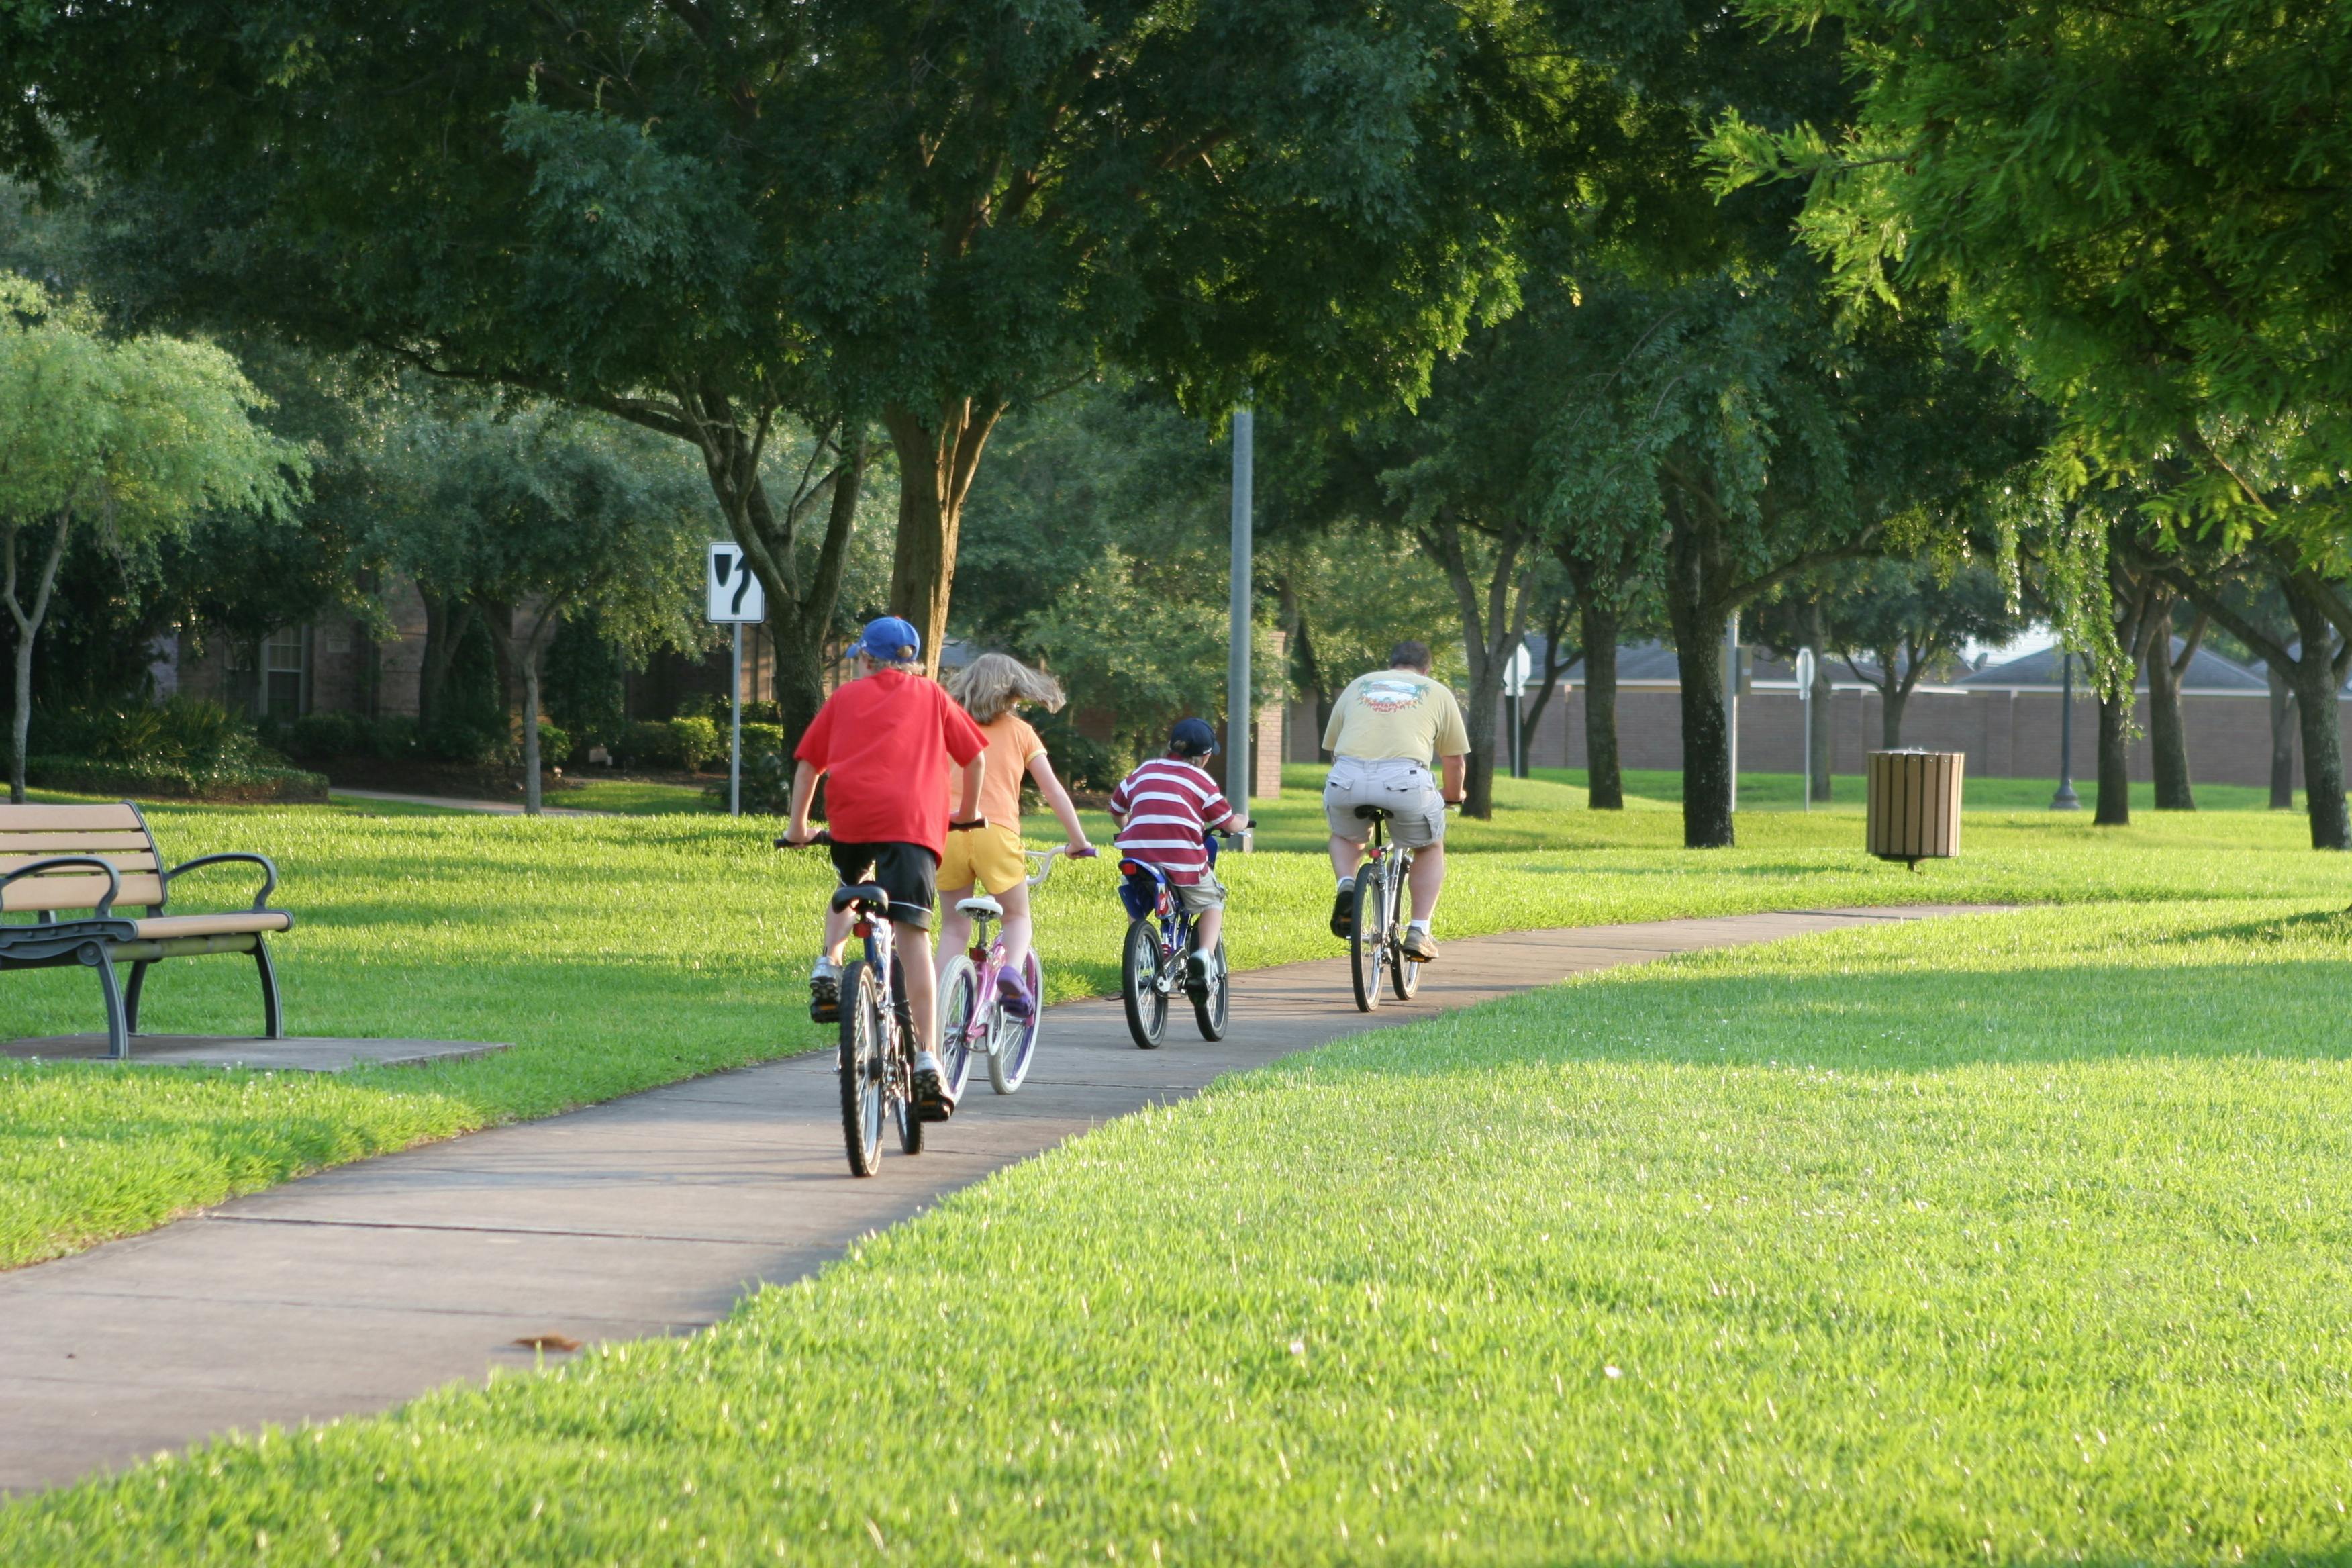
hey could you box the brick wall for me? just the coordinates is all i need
[1512,686,2325,788]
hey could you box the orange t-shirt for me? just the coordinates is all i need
[944,713,1046,829]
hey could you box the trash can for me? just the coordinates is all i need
[1866,750,1964,867]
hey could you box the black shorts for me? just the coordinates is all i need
[828,841,939,931]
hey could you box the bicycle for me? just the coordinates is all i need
[938,845,1090,1097]
[779,831,925,1178]
[1116,830,1235,1050]
[1346,805,1430,1012]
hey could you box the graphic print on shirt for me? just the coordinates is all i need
[1107,758,1234,885]
[1355,675,1429,714]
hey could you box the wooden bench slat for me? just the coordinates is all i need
[0,803,142,830]
[1,873,166,911]
[0,852,160,875]
[0,830,156,852]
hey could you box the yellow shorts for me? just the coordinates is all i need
[938,823,1026,897]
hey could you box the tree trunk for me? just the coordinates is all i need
[415,590,464,736]
[2094,688,2135,825]
[1516,595,1575,771]
[3,517,72,806]
[1878,648,1910,749]
[2267,664,2297,810]
[520,651,544,816]
[883,401,1002,677]
[1420,508,1530,821]
[479,597,518,734]
[1806,602,1832,801]
[1661,503,1733,848]
[2287,650,2349,850]
[2145,598,2195,810]
[1579,597,1623,810]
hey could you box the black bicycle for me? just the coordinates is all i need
[1116,830,1235,1049]
[1347,805,1423,1012]
[781,832,924,1177]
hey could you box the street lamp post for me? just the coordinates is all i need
[2051,650,2081,810]
[1226,405,1254,846]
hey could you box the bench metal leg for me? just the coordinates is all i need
[254,935,284,1040]
[81,942,131,1061]
[123,959,152,1034]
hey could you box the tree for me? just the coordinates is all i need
[1715,0,2352,550]
[1819,559,2023,749]
[0,276,299,800]
[1530,268,2041,845]
[7,2,1591,722]
[364,402,711,812]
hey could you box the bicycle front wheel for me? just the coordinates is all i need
[1121,918,1168,1048]
[838,960,885,1176]
[989,950,1043,1094]
[1193,938,1229,1040]
[938,956,979,1101]
[1349,868,1387,1013]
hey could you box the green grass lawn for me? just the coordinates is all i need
[5,785,2350,1271]
[12,899,2352,1564]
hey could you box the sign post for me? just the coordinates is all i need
[1502,644,1534,779]
[1226,405,1254,848]
[1794,646,1817,812]
[706,544,767,818]
[1723,611,1741,814]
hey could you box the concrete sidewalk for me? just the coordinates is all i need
[0,904,1999,1494]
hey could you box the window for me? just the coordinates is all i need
[263,627,306,718]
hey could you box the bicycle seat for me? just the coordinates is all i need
[830,883,891,916]
[957,893,1003,920]
[1353,805,1394,822]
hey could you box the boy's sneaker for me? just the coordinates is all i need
[1400,927,1438,963]
[912,1052,958,1122]
[995,966,1035,1021]
[807,963,841,1024]
[1330,878,1356,939]
[1184,950,1212,1001]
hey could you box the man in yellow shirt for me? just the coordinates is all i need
[1321,640,1470,959]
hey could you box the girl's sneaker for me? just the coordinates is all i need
[995,965,1035,1020]
[808,960,841,1023]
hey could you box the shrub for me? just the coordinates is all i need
[619,719,683,769]
[24,755,328,804]
[668,714,722,770]
[424,719,506,765]
[738,722,785,759]
[530,720,571,767]
[41,698,285,772]
[285,711,369,761]
[370,716,423,760]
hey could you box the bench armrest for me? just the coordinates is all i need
[1,855,123,917]
[162,852,280,911]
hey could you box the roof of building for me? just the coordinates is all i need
[1957,640,2268,693]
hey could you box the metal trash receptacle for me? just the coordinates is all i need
[1866,750,1964,867]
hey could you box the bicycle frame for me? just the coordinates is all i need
[1116,858,1197,995]
[948,847,1069,1063]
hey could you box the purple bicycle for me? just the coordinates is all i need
[938,846,1084,1097]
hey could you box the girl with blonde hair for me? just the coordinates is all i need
[936,652,1095,1018]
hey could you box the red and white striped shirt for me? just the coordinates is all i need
[1108,758,1238,884]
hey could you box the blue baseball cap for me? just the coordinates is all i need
[1169,717,1219,757]
[854,616,922,664]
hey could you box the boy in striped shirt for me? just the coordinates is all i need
[1108,718,1245,996]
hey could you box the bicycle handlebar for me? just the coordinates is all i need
[775,829,834,848]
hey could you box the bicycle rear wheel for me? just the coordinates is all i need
[1349,868,1387,1013]
[1121,918,1168,1048]
[837,960,885,1176]
[1193,938,1229,1040]
[938,956,979,1100]
[989,950,1043,1093]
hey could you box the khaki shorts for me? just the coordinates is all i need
[938,823,1026,897]
[1171,870,1226,914]
[1324,756,1445,849]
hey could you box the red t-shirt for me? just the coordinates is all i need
[795,669,987,858]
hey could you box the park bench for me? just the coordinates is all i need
[0,803,292,1060]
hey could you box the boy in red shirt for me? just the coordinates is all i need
[783,616,987,1120]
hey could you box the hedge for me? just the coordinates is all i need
[24,756,330,805]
